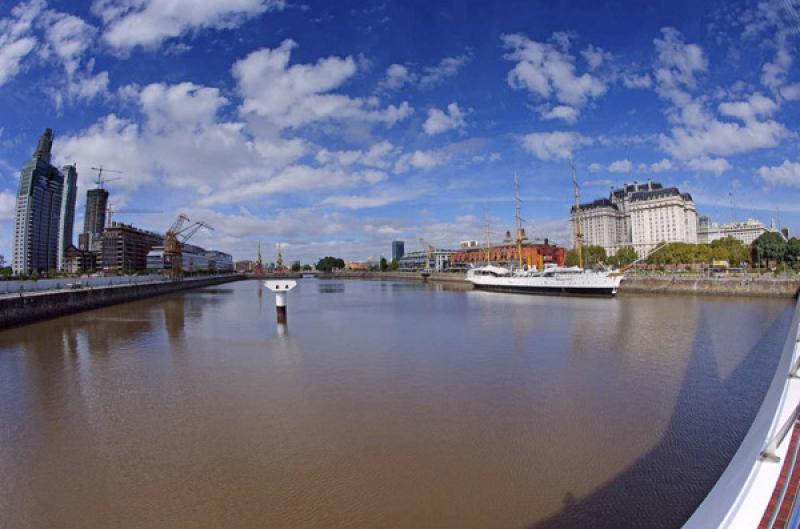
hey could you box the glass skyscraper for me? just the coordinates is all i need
[392,240,405,261]
[12,129,65,275]
[57,164,78,271]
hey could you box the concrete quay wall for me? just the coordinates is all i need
[324,271,800,297]
[0,274,245,330]
[620,276,800,298]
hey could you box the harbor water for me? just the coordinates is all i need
[0,279,794,529]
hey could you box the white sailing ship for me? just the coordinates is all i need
[466,165,626,297]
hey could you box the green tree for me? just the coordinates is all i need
[302,264,312,271]
[710,236,749,266]
[786,237,800,267]
[290,261,302,272]
[379,256,388,272]
[389,259,400,271]
[565,248,579,267]
[752,232,787,266]
[316,256,346,272]
[609,246,637,269]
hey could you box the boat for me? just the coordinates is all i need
[465,164,625,297]
[466,263,624,296]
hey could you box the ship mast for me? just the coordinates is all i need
[483,206,491,266]
[571,159,584,270]
[513,172,527,270]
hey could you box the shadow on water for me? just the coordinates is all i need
[524,304,792,529]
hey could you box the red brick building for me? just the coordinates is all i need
[451,242,565,269]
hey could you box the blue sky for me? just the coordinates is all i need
[0,0,799,263]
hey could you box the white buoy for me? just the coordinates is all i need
[263,280,297,323]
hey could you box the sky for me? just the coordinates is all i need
[0,0,799,264]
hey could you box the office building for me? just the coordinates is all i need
[397,249,455,272]
[57,164,78,271]
[570,181,697,257]
[205,250,233,272]
[12,129,65,275]
[100,222,164,273]
[62,245,96,274]
[391,240,405,261]
[697,217,772,245]
[80,187,109,251]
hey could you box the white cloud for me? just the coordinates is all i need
[782,83,800,101]
[502,32,608,122]
[0,190,15,220]
[520,131,588,161]
[652,29,788,161]
[315,141,395,169]
[394,149,448,173]
[234,39,412,129]
[687,156,731,175]
[0,0,44,86]
[640,158,672,173]
[581,44,611,70]
[659,118,786,160]
[422,102,467,135]
[380,63,416,90]
[757,160,800,187]
[622,73,652,89]
[139,82,228,130]
[607,159,633,173]
[42,11,96,75]
[418,53,470,88]
[323,186,422,209]
[588,162,604,172]
[718,92,777,122]
[94,0,286,50]
[539,104,578,123]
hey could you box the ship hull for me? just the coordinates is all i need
[470,282,618,297]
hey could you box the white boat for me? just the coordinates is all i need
[466,264,624,296]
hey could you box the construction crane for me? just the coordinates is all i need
[164,215,213,280]
[91,165,122,189]
[418,237,435,273]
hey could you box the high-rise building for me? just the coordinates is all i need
[391,240,405,261]
[57,164,78,271]
[80,187,109,250]
[570,180,697,257]
[12,129,65,275]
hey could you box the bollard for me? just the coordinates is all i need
[263,280,297,324]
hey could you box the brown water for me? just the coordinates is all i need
[0,279,793,529]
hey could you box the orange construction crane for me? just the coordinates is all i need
[164,215,213,280]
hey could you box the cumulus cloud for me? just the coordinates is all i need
[93,0,286,50]
[638,159,672,173]
[422,102,468,135]
[607,159,633,173]
[0,0,43,86]
[652,28,788,161]
[687,156,731,175]
[757,160,800,187]
[394,149,449,172]
[520,131,589,161]
[234,39,412,129]
[622,73,652,89]
[380,63,416,90]
[323,186,423,209]
[502,32,608,122]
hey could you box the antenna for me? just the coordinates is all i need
[91,165,123,189]
[513,172,527,270]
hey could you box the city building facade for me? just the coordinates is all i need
[571,181,697,257]
[57,164,78,271]
[100,222,164,273]
[205,250,234,272]
[397,249,454,271]
[450,242,566,269]
[62,245,96,274]
[12,129,65,275]
[391,240,405,261]
[697,216,772,245]
[80,187,109,251]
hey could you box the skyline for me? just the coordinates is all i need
[0,0,799,263]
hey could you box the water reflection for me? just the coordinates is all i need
[0,280,792,529]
